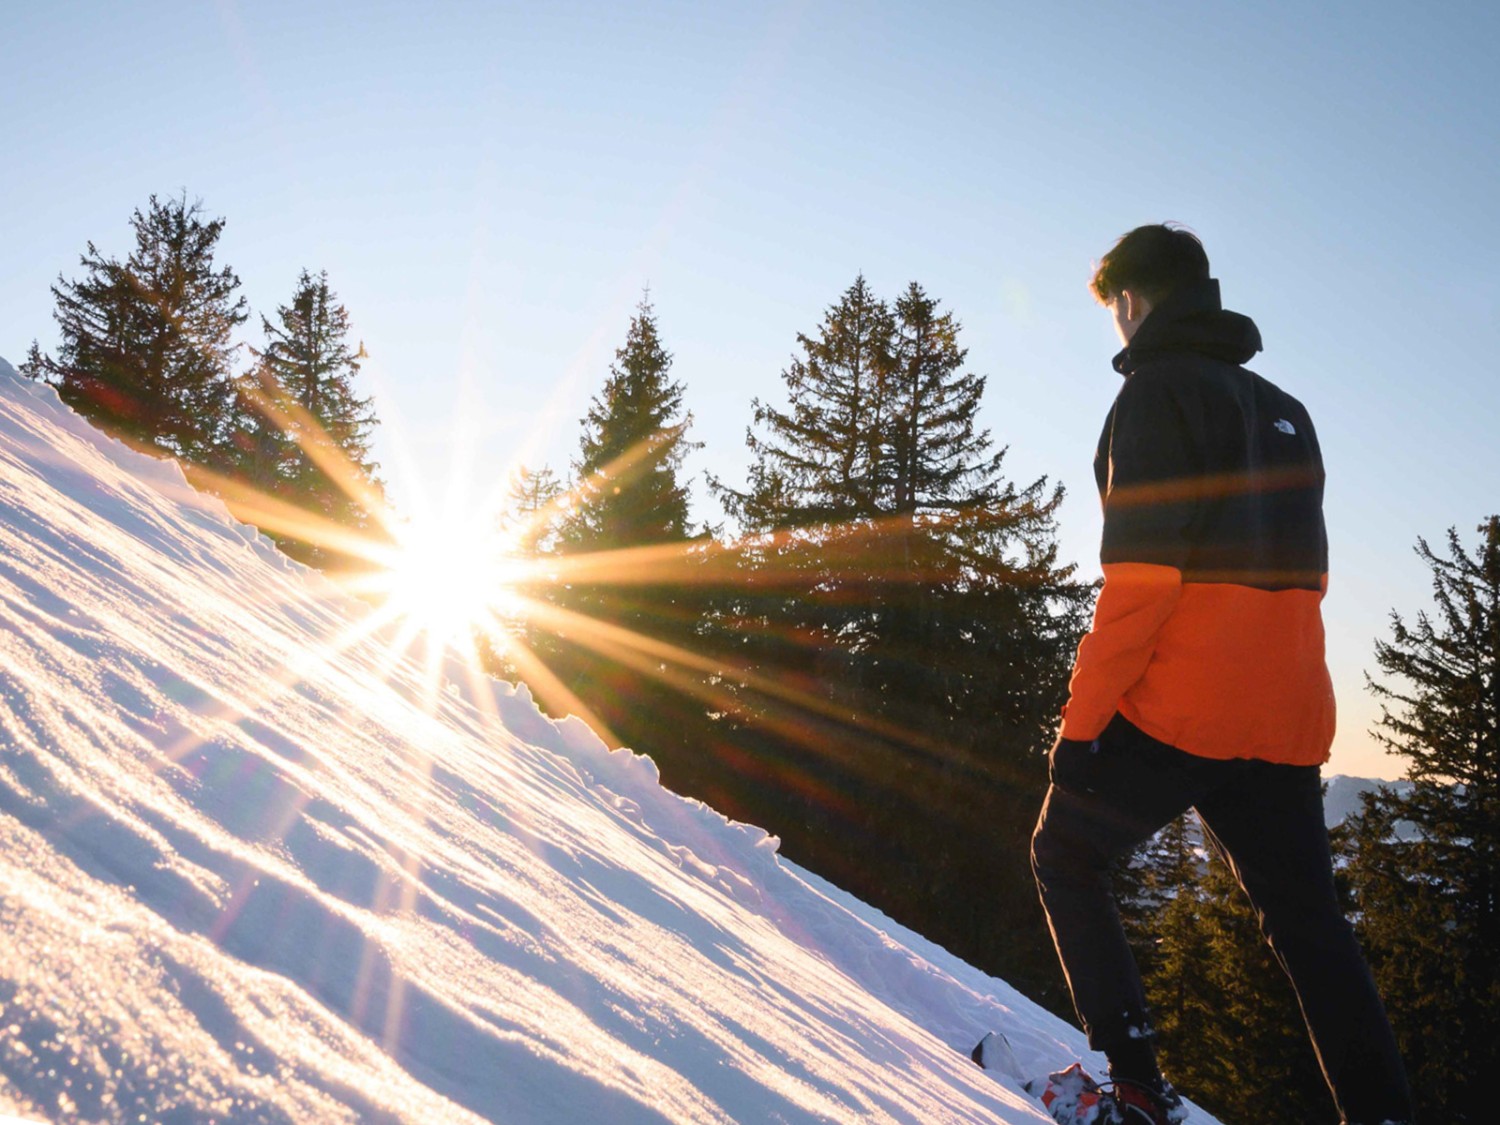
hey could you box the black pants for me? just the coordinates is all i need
[1031,714,1413,1125]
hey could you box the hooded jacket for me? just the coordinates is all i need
[1059,279,1335,765]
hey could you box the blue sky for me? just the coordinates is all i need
[3,1,1496,779]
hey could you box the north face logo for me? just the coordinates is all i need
[1274,419,1297,435]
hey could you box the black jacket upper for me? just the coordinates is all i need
[1094,279,1327,593]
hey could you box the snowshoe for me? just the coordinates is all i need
[1033,1062,1118,1124]
[970,1034,1188,1124]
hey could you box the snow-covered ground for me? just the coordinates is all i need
[0,357,1223,1124]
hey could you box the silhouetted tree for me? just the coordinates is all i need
[27,193,247,463]
[1343,516,1500,1121]
[248,270,381,527]
[564,297,696,552]
[509,298,706,761]
[724,274,894,532]
[706,276,1090,999]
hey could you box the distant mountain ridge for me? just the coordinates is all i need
[1323,774,1414,828]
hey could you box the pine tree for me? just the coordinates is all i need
[1116,814,1200,987]
[877,283,1080,754]
[474,465,569,684]
[502,464,567,648]
[1344,516,1500,1120]
[704,277,1089,999]
[513,298,705,756]
[706,278,901,744]
[248,269,382,541]
[18,342,46,383]
[1126,826,1222,1100]
[886,282,1006,516]
[29,193,247,463]
[223,370,293,492]
[714,277,1082,748]
[724,275,894,532]
[503,464,566,557]
[564,296,697,552]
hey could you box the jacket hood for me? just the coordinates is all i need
[1112,279,1262,376]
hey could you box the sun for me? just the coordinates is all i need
[377,507,531,657]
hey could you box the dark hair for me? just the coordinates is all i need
[1090,223,1210,305]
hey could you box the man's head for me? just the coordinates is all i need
[1091,224,1210,345]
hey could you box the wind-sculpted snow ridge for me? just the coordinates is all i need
[0,356,1222,1123]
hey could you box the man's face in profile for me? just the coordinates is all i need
[1107,289,1151,346]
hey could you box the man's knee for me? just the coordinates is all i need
[1262,901,1359,960]
[1244,879,1361,970]
[1031,789,1108,886]
[1029,816,1055,883]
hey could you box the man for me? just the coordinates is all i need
[1029,225,1414,1125]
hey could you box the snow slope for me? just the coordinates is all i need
[0,356,1222,1124]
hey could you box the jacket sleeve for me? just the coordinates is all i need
[1060,372,1199,740]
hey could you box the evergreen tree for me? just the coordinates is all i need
[223,369,294,493]
[28,194,247,463]
[503,464,566,556]
[1175,852,1333,1123]
[875,284,1080,755]
[564,296,697,552]
[247,269,382,545]
[705,277,1090,1000]
[505,299,706,760]
[714,276,1083,750]
[18,342,46,383]
[1116,814,1200,987]
[481,464,569,683]
[726,274,895,531]
[886,282,1005,516]
[1344,516,1500,1120]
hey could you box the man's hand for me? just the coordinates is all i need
[1051,732,1100,757]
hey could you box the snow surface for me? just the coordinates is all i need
[0,355,1223,1123]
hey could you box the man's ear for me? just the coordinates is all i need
[1123,289,1153,324]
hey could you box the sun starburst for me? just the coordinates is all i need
[370,509,530,658]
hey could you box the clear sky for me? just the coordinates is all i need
[3,1,1496,780]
